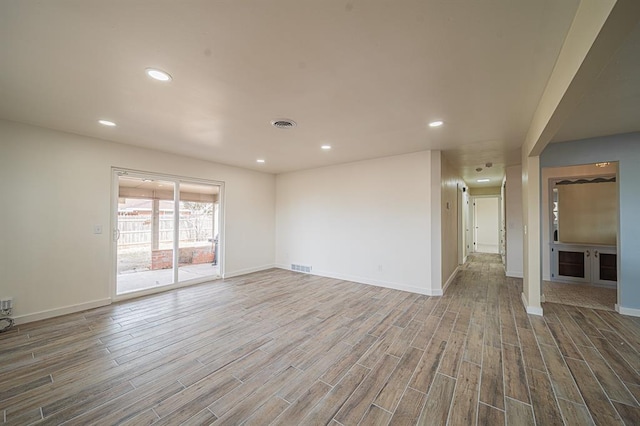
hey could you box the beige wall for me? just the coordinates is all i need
[441,156,464,288]
[558,181,617,245]
[469,186,501,196]
[0,120,276,322]
[505,165,523,277]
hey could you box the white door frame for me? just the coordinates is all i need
[471,195,502,254]
[110,167,225,301]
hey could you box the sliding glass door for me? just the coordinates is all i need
[178,182,220,283]
[114,169,222,296]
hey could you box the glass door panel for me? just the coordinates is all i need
[116,176,175,294]
[178,182,220,282]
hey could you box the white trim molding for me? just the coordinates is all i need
[224,264,276,279]
[521,292,543,316]
[275,265,439,296]
[13,298,112,325]
[616,304,640,317]
[442,266,460,294]
[506,270,524,278]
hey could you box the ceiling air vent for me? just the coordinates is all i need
[271,119,297,129]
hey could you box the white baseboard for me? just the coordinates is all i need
[521,292,543,316]
[442,267,460,294]
[506,270,523,278]
[223,264,276,279]
[616,304,640,317]
[275,264,439,296]
[13,298,112,325]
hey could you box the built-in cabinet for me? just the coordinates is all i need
[551,243,617,287]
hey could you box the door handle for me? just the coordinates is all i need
[113,229,120,241]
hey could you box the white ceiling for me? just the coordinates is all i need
[0,0,589,187]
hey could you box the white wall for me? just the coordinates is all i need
[275,151,443,295]
[0,120,276,322]
[505,165,523,278]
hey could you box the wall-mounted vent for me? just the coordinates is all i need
[291,264,312,274]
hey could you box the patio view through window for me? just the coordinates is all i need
[116,173,221,295]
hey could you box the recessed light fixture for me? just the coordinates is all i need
[256,159,265,163]
[477,179,490,183]
[321,145,332,150]
[595,162,610,168]
[98,119,116,127]
[145,68,172,82]
[429,120,444,127]
[142,179,153,182]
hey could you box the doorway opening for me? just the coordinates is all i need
[541,162,619,311]
[472,196,500,254]
[113,169,223,296]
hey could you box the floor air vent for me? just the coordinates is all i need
[291,264,312,273]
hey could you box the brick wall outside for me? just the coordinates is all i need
[151,246,214,270]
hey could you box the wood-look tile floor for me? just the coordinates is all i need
[2,254,640,425]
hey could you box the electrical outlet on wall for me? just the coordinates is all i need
[0,297,13,314]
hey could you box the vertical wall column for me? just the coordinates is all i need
[522,155,542,315]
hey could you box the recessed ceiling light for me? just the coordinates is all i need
[321,145,332,150]
[256,159,265,163]
[145,68,172,82]
[477,179,490,183]
[98,119,116,127]
[429,120,444,127]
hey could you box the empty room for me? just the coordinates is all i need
[2,1,640,425]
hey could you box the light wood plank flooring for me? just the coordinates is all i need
[1,254,640,425]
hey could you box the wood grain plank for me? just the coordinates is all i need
[479,344,504,410]
[387,387,426,426]
[505,397,535,426]
[373,346,423,412]
[477,402,504,426]
[565,357,624,425]
[579,345,638,407]
[334,354,399,425]
[557,398,595,426]
[301,364,370,425]
[526,367,563,425]
[359,404,392,426]
[416,373,456,425]
[538,343,583,403]
[448,361,481,425]
[271,380,331,426]
[502,343,530,404]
